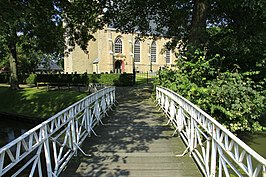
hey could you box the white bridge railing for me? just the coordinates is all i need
[0,87,116,177]
[156,86,266,177]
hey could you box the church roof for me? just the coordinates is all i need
[36,59,63,71]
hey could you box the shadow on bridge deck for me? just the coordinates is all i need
[60,84,202,177]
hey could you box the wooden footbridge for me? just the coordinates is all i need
[60,85,201,177]
[0,84,265,177]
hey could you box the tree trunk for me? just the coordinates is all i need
[8,39,19,90]
[188,0,209,49]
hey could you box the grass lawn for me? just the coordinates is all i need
[0,84,88,121]
[135,73,157,85]
[136,75,148,85]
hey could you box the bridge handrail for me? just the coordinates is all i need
[156,86,266,177]
[0,86,116,177]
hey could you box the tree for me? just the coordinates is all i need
[207,0,266,75]
[104,0,266,132]
[105,0,266,58]
[104,0,209,48]
[188,0,209,47]
[0,0,105,89]
[0,0,62,89]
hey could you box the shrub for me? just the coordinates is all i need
[208,72,265,132]
[0,74,9,83]
[88,73,134,86]
[115,74,134,86]
[98,74,119,85]
[26,73,37,85]
[154,49,266,132]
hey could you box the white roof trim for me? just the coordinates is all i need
[93,57,99,64]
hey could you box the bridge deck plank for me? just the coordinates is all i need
[60,84,202,177]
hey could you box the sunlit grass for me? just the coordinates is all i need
[135,73,157,85]
[0,85,88,120]
[136,75,148,85]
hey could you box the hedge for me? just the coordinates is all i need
[0,73,29,84]
[0,74,9,83]
[0,73,135,86]
[91,74,134,86]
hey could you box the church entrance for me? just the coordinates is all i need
[114,60,123,73]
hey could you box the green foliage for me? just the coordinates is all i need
[0,74,9,83]
[105,0,192,38]
[155,50,217,109]
[26,74,37,85]
[0,0,105,89]
[62,0,105,53]
[155,50,266,132]
[208,72,265,132]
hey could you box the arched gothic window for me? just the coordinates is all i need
[114,37,122,53]
[134,39,141,62]
[151,41,156,62]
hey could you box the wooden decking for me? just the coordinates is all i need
[60,84,202,177]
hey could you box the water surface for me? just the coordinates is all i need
[0,118,35,148]
[239,131,266,159]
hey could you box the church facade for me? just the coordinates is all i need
[64,28,177,74]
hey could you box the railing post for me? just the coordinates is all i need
[177,107,184,132]
[85,98,90,134]
[189,110,195,155]
[70,108,77,155]
[43,125,53,177]
[210,126,217,177]
[147,71,148,83]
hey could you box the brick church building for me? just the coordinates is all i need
[64,28,178,74]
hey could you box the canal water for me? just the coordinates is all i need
[238,131,266,159]
[0,118,35,148]
[0,117,265,159]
